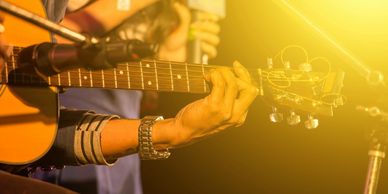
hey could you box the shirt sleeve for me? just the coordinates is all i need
[36,108,119,166]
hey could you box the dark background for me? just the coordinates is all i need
[142,1,388,193]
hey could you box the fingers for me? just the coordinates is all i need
[220,68,238,111]
[192,31,220,46]
[205,63,257,129]
[233,61,251,83]
[173,2,191,27]
[230,62,257,126]
[207,70,225,103]
[195,12,219,22]
[200,41,217,59]
[191,28,220,58]
[190,18,221,59]
[234,78,258,116]
[191,21,220,34]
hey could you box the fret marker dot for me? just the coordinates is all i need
[147,81,152,85]
[83,76,88,80]
[177,74,182,79]
[146,64,150,68]
[119,70,124,75]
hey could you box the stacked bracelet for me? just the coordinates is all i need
[138,116,171,160]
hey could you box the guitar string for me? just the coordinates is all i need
[10,46,332,79]
[5,71,316,89]
[2,74,341,106]
[9,49,327,81]
[3,64,326,84]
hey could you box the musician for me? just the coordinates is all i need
[0,0,257,193]
[48,1,222,193]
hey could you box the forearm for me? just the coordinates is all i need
[101,118,177,158]
[36,109,119,166]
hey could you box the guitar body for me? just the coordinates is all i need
[0,0,57,165]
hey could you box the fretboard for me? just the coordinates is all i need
[1,47,214,93]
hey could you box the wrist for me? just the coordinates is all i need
[151,118,176,150]
[138,116,171,160]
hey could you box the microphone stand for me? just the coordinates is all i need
[357,106,388,194]
[0,1,154,77]
[364,142,385,194]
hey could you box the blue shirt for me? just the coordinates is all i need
[38,1,144,193]
[59,89,143,194]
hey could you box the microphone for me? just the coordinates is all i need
[18,39,154,76]
[187,0,225,64]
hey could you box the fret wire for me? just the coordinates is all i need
[113,68,118,88]
[89,70,93,87]
[139,61,144,89]
[101,69,105,88]
[68,72,71,86]
[48,76,51,85]
[126,63,130,88]
[57,74,61,86]
[78,69,82,87]
[11,53,16,84]
[153,59,159,91]
[201,64,206,92]
[169,61,174,91]
[185,62,190,92]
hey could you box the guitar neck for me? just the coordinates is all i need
[52,60,210,94]
[2,47,262,94]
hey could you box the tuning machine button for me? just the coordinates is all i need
[269,107,283,123]
[304,114,319,129]
[287,111,301,125]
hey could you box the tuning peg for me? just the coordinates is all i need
[269,107,283,123]
[267,58,273,69]
[287,111,301,125]
[304,114,319,129]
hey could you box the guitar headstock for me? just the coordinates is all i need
[256,46,345,129]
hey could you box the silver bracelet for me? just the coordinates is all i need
[138,116,171,160]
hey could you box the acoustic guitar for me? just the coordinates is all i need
[0,1,345,165]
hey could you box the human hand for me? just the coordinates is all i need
[189,11,220,59]
[165,61,258,147]
[157,2,221,61]
[157,2,190,61]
